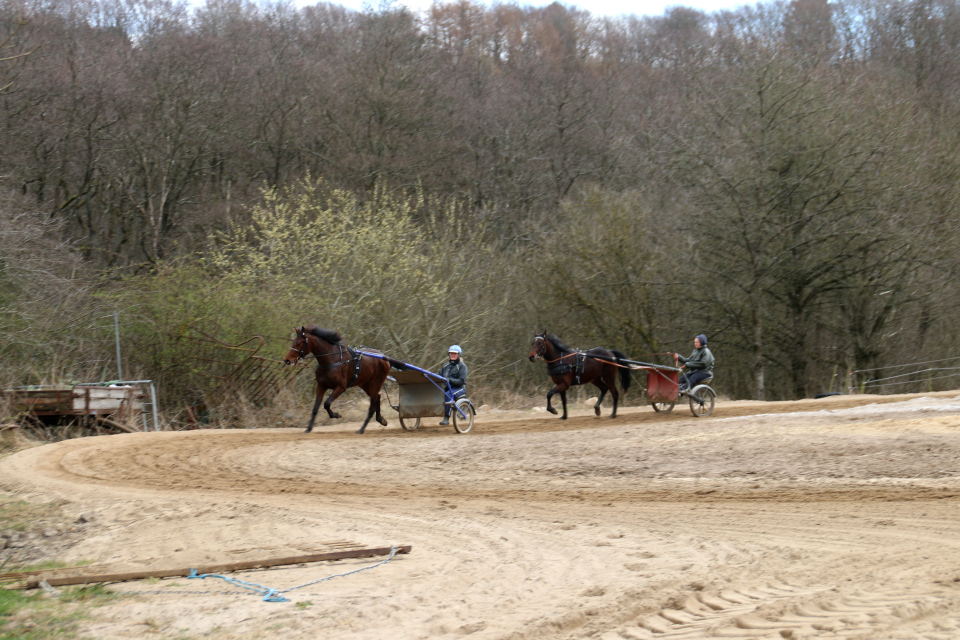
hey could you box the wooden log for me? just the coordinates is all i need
[21,545,411,589]
[93,415,139,433]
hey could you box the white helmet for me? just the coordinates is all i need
[448,345,462,354]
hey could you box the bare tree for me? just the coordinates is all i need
[666,52,926,398]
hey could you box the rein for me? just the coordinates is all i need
[543,352,579,364]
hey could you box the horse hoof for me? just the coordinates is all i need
[594,406,601,416]
[332,412,341,419]
[355,428,365,434]
[547,407,557,415]
[378,418,387,426]
[560,415,568,420]
[304,428,313,434]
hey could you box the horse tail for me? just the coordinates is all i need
[611,349,632,392]
[384,356,410,371]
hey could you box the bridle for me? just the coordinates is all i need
[288,330,350,368]
[289,332,309,363]
[531,334,547,361]
[532,333,579,364]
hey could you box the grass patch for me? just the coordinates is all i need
[0,589,39,618]
[0,501,57,535]
[0,584,121,639]
[10,561,71,574]
[0,494,115,639]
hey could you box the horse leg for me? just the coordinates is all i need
[357,400,375,434]
[604,368,620,418]
[592,380,608,417]
[370,367,388,427]
[376,392,387,426]
[356,392,385,435]
[546,383,560,415]
[306,386,327,433]
[323,386,346,419]
[356,365,389,434]
[546,377,572,418]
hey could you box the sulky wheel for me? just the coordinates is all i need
[688,385,716,417]
[452,399,475,434]
[399,417,420,431]
[651,400,676,413]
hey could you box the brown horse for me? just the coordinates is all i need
[528,332,631,419]
[284,326,390,434]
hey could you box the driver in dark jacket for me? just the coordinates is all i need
[674,334,714,392]
[438,345,468,426]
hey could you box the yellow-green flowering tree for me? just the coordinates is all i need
[210,178,511,372]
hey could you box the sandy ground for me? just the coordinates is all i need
[4,391,960,639]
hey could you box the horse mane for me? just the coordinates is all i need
[545,334,572,354]
[305,326,344,345]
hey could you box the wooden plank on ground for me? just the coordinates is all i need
[20,545,411,589]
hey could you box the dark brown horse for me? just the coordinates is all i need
[284,326,390,434]
[528,332,631,419]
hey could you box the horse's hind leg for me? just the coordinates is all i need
[604,369,620,418]
[592,380,608,417]
[306,386,327,433]
[376,393,387,426]
[357,392,385,434]
[357,400,375,434]
[357,371,388,434]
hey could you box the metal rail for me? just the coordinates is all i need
[183,330,305,412]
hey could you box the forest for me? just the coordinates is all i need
[1,0,959,419]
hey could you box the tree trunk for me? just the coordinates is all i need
[752,300,765,400]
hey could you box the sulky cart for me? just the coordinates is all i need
[619,358,716,417]
[383,362,476,434]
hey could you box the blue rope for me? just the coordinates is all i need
[187,568,287,602]
[185,546,400,603]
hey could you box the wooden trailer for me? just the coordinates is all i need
[2,384,154,433]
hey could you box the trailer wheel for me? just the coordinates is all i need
[399,417,420,431]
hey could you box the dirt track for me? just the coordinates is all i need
[4,392,960,639]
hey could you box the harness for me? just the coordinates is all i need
[312,344,363,386]
[347,348,362,386]
[546,352,587,384]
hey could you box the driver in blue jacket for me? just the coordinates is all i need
[438,345,468,426]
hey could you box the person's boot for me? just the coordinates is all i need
[439,417,450,426]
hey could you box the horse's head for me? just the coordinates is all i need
[529,331,548,362]
[284,326,310,365]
